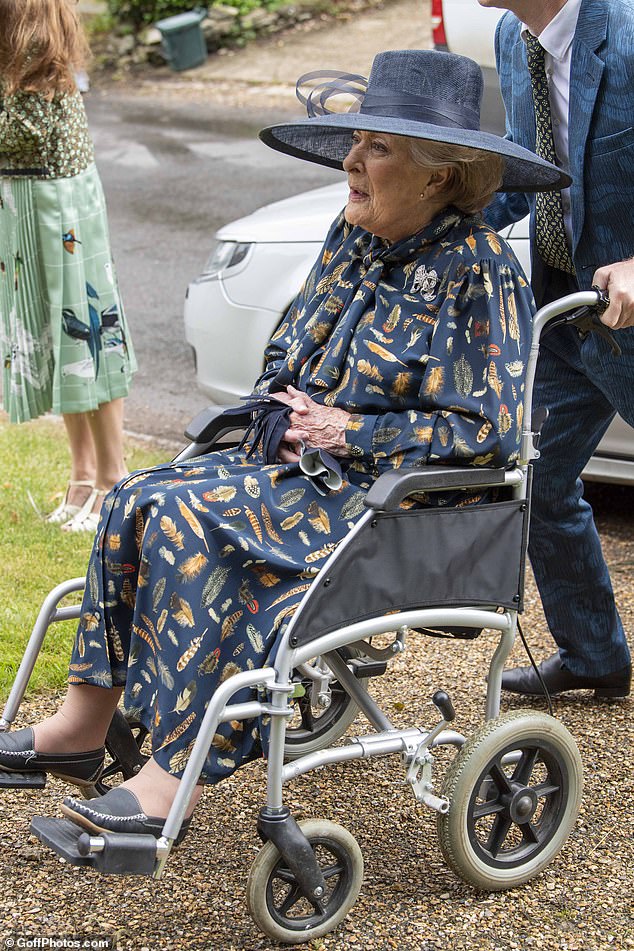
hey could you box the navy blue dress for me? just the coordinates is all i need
[70,208,534,783]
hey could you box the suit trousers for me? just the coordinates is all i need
[529,263,634,675]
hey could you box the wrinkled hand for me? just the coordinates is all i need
[593,258,634,329]
[274,385,352,463]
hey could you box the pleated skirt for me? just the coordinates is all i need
[0,164,137,422]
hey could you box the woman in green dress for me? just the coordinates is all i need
[0,0,137,532]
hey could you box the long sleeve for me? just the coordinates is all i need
[344,255,534,475]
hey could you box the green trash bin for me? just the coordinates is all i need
[155,8,207,72]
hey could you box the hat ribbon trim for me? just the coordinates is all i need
[296,70,480,131]
[361,89,480,130]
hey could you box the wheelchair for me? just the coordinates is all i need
[0,290,608,944]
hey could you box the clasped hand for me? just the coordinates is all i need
[274,385,351,463]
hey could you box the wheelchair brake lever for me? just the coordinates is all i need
[547,286,622,357]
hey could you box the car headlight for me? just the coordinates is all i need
[203,241,252,279]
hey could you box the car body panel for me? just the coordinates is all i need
[438,0,501,69]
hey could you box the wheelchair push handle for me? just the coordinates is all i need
[541,286,621,356]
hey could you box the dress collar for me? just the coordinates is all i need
[361,207,464,266]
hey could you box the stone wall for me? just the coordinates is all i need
[98,0,387,68]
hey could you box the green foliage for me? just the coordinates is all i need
[106,0,283,31]
[0,416,166,698]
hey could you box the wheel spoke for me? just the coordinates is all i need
[521,822,541,846]
[533,781,560,800]
[488,759,514,795]
[273,865,296,885]
[486,814,514,857]
[322,860,345,880]
[277,884,304,917]
[512,747,540,786]
[472,798,506,819]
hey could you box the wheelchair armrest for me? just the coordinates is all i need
[184,405,251,445]
[364,466,508,511]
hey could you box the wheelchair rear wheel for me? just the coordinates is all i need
[284,648,369,760]
[246,818,363,943]
[437,709,583,890]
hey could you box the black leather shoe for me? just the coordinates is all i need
[61,787,191,845]
[0,728,105,786]
[501,652,631,699]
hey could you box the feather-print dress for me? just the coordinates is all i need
[70,207,534,783]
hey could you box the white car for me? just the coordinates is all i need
[183,180,634,483]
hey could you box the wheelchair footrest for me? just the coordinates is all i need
[0,770,46,790]
[30,816,158,875]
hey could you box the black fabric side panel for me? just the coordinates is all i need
[292,500,528,647]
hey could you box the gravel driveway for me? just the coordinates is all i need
[0,485,632,950]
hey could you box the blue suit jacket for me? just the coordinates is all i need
[486,0,634,289]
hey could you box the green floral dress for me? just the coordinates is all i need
[0,88,136,422]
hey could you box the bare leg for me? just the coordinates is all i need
[88,397,128,493]
[84,397,129,517]
[33,684,123,753]
[61,399,130,531]
[117,756,202,819]
[61,412,97,508]
[34,686,201,818]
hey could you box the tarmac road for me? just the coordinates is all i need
[87,93,342,446]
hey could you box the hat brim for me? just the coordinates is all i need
[259,112,570,193]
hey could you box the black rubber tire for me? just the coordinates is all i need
[437,709,583,890]
[246,819,364,943]
[284,648,368,760]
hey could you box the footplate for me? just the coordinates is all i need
[31,816,158,875]
[0,771,46,790]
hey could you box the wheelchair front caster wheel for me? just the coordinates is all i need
[437,709,583,890]
[246,819,364,943]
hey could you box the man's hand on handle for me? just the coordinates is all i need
[593,258,634,329]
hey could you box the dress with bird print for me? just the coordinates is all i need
[0,86,136,422]
[70,207,534,783]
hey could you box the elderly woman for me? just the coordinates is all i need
[0,50,566,838]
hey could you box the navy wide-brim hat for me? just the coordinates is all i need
[259,49,571,193]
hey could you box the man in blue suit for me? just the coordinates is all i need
[480,0,633,697]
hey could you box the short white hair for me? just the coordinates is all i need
[406,138,504,213]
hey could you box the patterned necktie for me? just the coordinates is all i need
[525,32,575,274]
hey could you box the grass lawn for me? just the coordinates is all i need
[0,413,168,699]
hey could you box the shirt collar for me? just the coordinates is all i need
[521,0,582,62]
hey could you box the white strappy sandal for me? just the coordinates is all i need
[61,487,108,534]
[45,479,95,524]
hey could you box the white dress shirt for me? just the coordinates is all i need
[521,0,582,243]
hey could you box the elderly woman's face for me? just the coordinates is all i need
[342,131,441,243]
